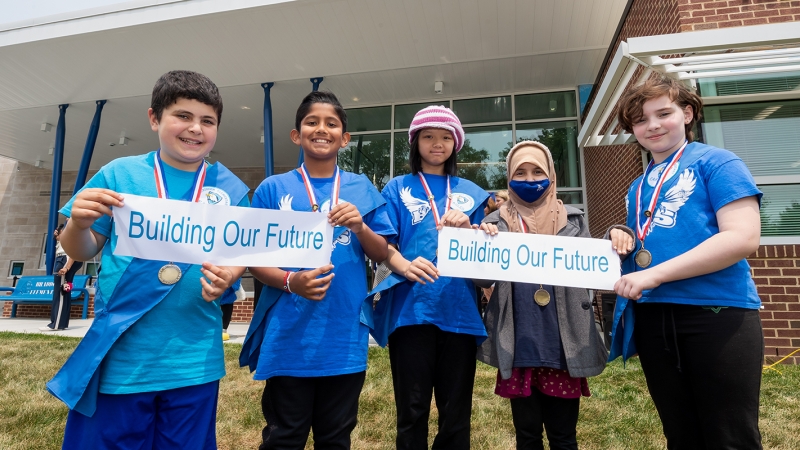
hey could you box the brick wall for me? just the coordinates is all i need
[750,245,800,365]
[583,0,680,237]
[2,294,263,323]
[584,1,800,363]
[585,144,643,238]
[2,295,96,319]
[678,0,800,31]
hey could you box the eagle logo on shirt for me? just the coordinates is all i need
[278,194,293,211]
[400,187,430,225]
[650,169,696,232]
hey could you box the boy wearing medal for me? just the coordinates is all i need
[241,91,394,449]
[608,76,763,447]
[48,70,250,449]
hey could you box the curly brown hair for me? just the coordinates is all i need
[617,76,703,142]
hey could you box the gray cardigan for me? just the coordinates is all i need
[475,206,609,379]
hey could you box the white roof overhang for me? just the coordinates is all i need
[578,21,800,148]
[0,0,628,171]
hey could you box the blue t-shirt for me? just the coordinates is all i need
[374,173,489,343]
[512,283,566,369]
[60,152,249,394]
[624,142,762,308]
[250,169,396,379]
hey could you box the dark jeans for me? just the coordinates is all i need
[634,302,763,450]
[259,372,365,450]
[48,257,82,330]
[221,303,233,329]
[509,389,580,450]
[388,324,477,450]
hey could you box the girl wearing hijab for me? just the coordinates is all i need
[476,141,608,450]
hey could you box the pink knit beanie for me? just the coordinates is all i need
[408,105,465,152]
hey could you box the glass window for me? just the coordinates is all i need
[345,106,391,132]
[698,71,800,97]
[516,91,577,121]
[394,102,448,129]
[338,133,392,191]
[453,96,512,125]
[702,101,800,177]
[760,184,800,237]
[557,191,583,206]
[9,261,24,278]
[84,262,101,277]
[516,121,581,188]
[393,133,412,178]
[459,125,513,190]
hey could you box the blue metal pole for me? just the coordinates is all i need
[74,100,106,194]
[298,77,325,167]
[46,104,68,276]
[262,83,275,178]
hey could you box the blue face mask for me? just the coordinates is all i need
[509,179,550,203]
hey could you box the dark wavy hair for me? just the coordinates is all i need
[617,76,703,142]
[295,91,348,133]
[150,70,223,124]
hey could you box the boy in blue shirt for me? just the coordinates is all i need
[241,91,395,449]
[48,70,250,450]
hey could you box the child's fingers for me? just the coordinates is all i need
[307,272,335,287]
[414,258,439,276]
[199,277,223,302]
[201,263,232,284]
[307,264,335,278]
[408,264,435,283]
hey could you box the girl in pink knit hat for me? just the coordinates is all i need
[370,105,489,449]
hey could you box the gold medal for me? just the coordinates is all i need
[635,248,652,269]
[311,204,319,212]
[158,263,182,285]
[534,285,550,306]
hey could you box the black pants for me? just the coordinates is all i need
[48,257,82,330]
[634,303,763,450]
[509,390,580,450]
[388,324,477,450]
[259,372,365,450]
[221,303,233,329]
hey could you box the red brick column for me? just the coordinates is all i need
[750,244,800,365]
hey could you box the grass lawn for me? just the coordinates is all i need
[1,331,798,449]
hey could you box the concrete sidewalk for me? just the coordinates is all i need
[0,317,380,346]
[0,317,251,344]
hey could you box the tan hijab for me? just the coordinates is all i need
[499,141,567,235]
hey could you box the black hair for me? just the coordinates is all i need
[150,70,223,124]
[295,91,348,133]
[408,132,458,176]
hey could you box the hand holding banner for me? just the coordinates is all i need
[112,194,333,268]
[437,227,620,290]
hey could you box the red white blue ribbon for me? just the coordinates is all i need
[298,164,340,212]
[418,173,452,227]
[635,141,688,242]
[153,149,206,202]
[517,213,528,233]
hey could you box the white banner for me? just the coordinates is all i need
[437,227,620,290]
[112,194,333,268]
